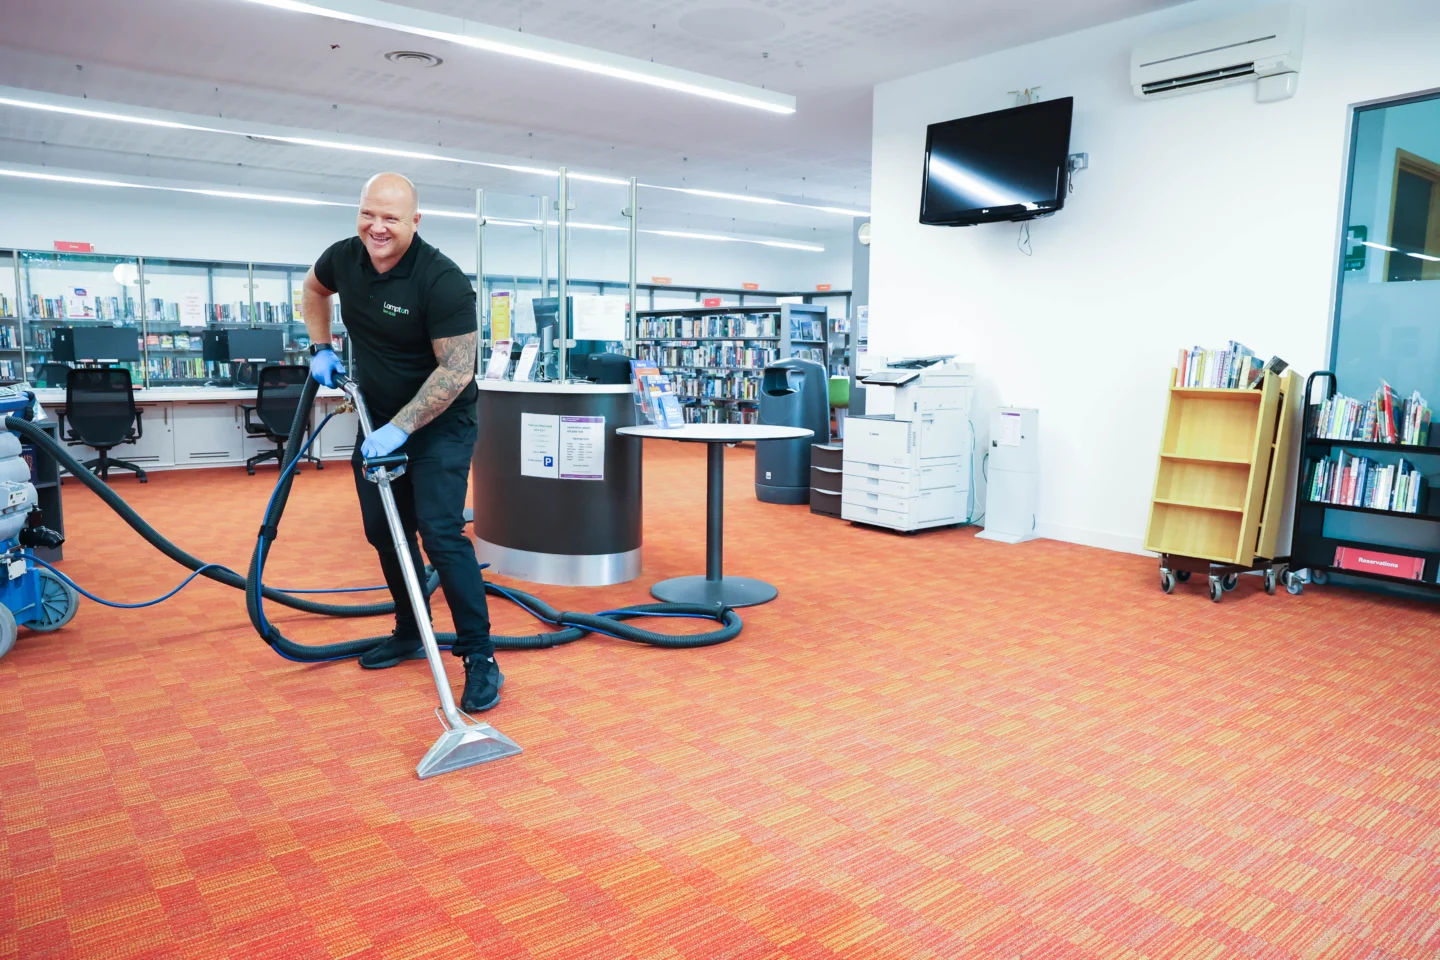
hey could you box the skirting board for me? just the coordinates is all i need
[1034,521,1148,557]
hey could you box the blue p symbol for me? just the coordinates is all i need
[544,456,554,467]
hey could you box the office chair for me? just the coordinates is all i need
[61,367,147,483]
[241,365,323,476]
[37,363,72,389]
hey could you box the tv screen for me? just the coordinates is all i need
[920,97,1073,227]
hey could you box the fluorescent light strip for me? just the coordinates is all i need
[0,93,866,217]
[1360,241,1399,252]
[0,168,823,250]
[236,0,795,114]
[1406,252,1440,262]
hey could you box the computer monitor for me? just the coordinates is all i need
[225,328,286,363]
[201,329,228,363]
[72,326,141,363]
[530,299,615,380]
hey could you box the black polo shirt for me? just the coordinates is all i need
[314,234,477,427]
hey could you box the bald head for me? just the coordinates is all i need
[361,172,418,214]
[357,172,420,271]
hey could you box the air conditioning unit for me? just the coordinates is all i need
[1132,3,1304,102]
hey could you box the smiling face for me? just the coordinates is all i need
[357,173,420,271]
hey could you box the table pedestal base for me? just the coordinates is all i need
[650,575,778,608]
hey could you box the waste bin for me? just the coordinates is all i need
[755,358,829,504]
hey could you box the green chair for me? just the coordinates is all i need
[828,376,850,440]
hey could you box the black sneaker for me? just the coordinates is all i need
[358,633,424,669]
[461,655,504,712]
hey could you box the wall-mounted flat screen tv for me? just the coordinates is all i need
[920,97,1074,226]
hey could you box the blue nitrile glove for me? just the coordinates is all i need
[309,348,345,387]
[361,423,409,459]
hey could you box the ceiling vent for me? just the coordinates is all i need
[1131,3,1303,102]
[385,50,443,68]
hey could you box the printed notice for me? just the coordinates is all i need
[181,293,207,328]
[512,341,540,382]
[484,339,512,380]
[489,292,511,341]
[521,413,559,479]
[998,411,1023,447]
[570,295,627,341]
[560,416,605,480]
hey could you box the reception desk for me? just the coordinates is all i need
[472,381,641,586]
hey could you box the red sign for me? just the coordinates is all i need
[742,282,760,291]
[815,283,833,292]
[1333,546,1426,581]
[702,297,723,308]
[54,241,93,253]
[651,276,672,285]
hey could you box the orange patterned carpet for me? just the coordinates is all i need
[3,442,1439,959]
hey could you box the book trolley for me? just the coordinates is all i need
[1144,368,1299,602]
[1288,371,1440,595]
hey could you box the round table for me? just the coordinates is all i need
[616,423,814,607]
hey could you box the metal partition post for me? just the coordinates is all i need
[12,253,24,377]
[557,167,570,382]
[627,176,638,356]
[539,195,550,298]
[137,257,149,387]
[475,188,485,371]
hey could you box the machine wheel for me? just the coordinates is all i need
[28,569,79,632]
[1174,570,1191,583]
[1160,569,1176,594]
[1208,576,1224,603]
[1222,573,1240,592]
[1264,568,1279,595]
[0,604,16,660]
[1311,569,1329,586]
[1286,575,1304,596]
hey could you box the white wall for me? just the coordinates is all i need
[868,0,1440,554]
[0,178,851,293]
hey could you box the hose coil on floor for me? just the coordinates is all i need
[5,382,740,660]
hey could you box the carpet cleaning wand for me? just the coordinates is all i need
[337,373,522,777]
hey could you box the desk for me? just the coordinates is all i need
[473,380,642,586]
[616,423,813,607]
[33,385,352,472]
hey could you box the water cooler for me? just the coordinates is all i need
[977,407,1040,544]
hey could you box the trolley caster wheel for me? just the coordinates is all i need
[1311,569,1328,586]
[1160,569,1176,594]
[1286,575,1304,596]
[0,604,15,660]
[1222,573,1239,592]
[1208,576,1224,603]
[1174,570,1191,583]
[28,569,79,632]
[1264,568,1279,596]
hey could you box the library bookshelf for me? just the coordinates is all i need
[1145,368,1298,600]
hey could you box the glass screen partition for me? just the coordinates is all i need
[0,251,19,381]
[140,258,217,385]
[20,251,143,386]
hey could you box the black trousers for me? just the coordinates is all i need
[352,410,492,659]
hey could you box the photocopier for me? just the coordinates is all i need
[840,357,975,532]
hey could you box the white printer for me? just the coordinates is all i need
[841,358,975,532]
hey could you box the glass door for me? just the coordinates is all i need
[140,258,215,386]
[0,251,20,381]
[20,251,143,387]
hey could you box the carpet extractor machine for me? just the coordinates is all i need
[1,376,743,779]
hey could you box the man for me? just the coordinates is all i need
[302,172,501,712]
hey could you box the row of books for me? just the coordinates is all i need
[1175,342,1265,389]
[0,294,12,318]
[790,318,824,341]
[792,347,826,366]
[143,334,204,351]
[0,360,18,380]
[667,373,761,401]
[29,295,139,321]
[146,357,215,381]
[637,344,778,369]
[638,314,778,339]
[0,326,17,349]
[684,405,759,425]
[208,301,294,324]
[1308,450,1426,514]
[1313,382,1431,446]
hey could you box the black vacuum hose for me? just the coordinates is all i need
[7,380,740,660]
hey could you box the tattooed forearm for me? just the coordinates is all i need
[391,332,477,434]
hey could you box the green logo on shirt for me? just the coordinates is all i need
[383,302,411,317]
